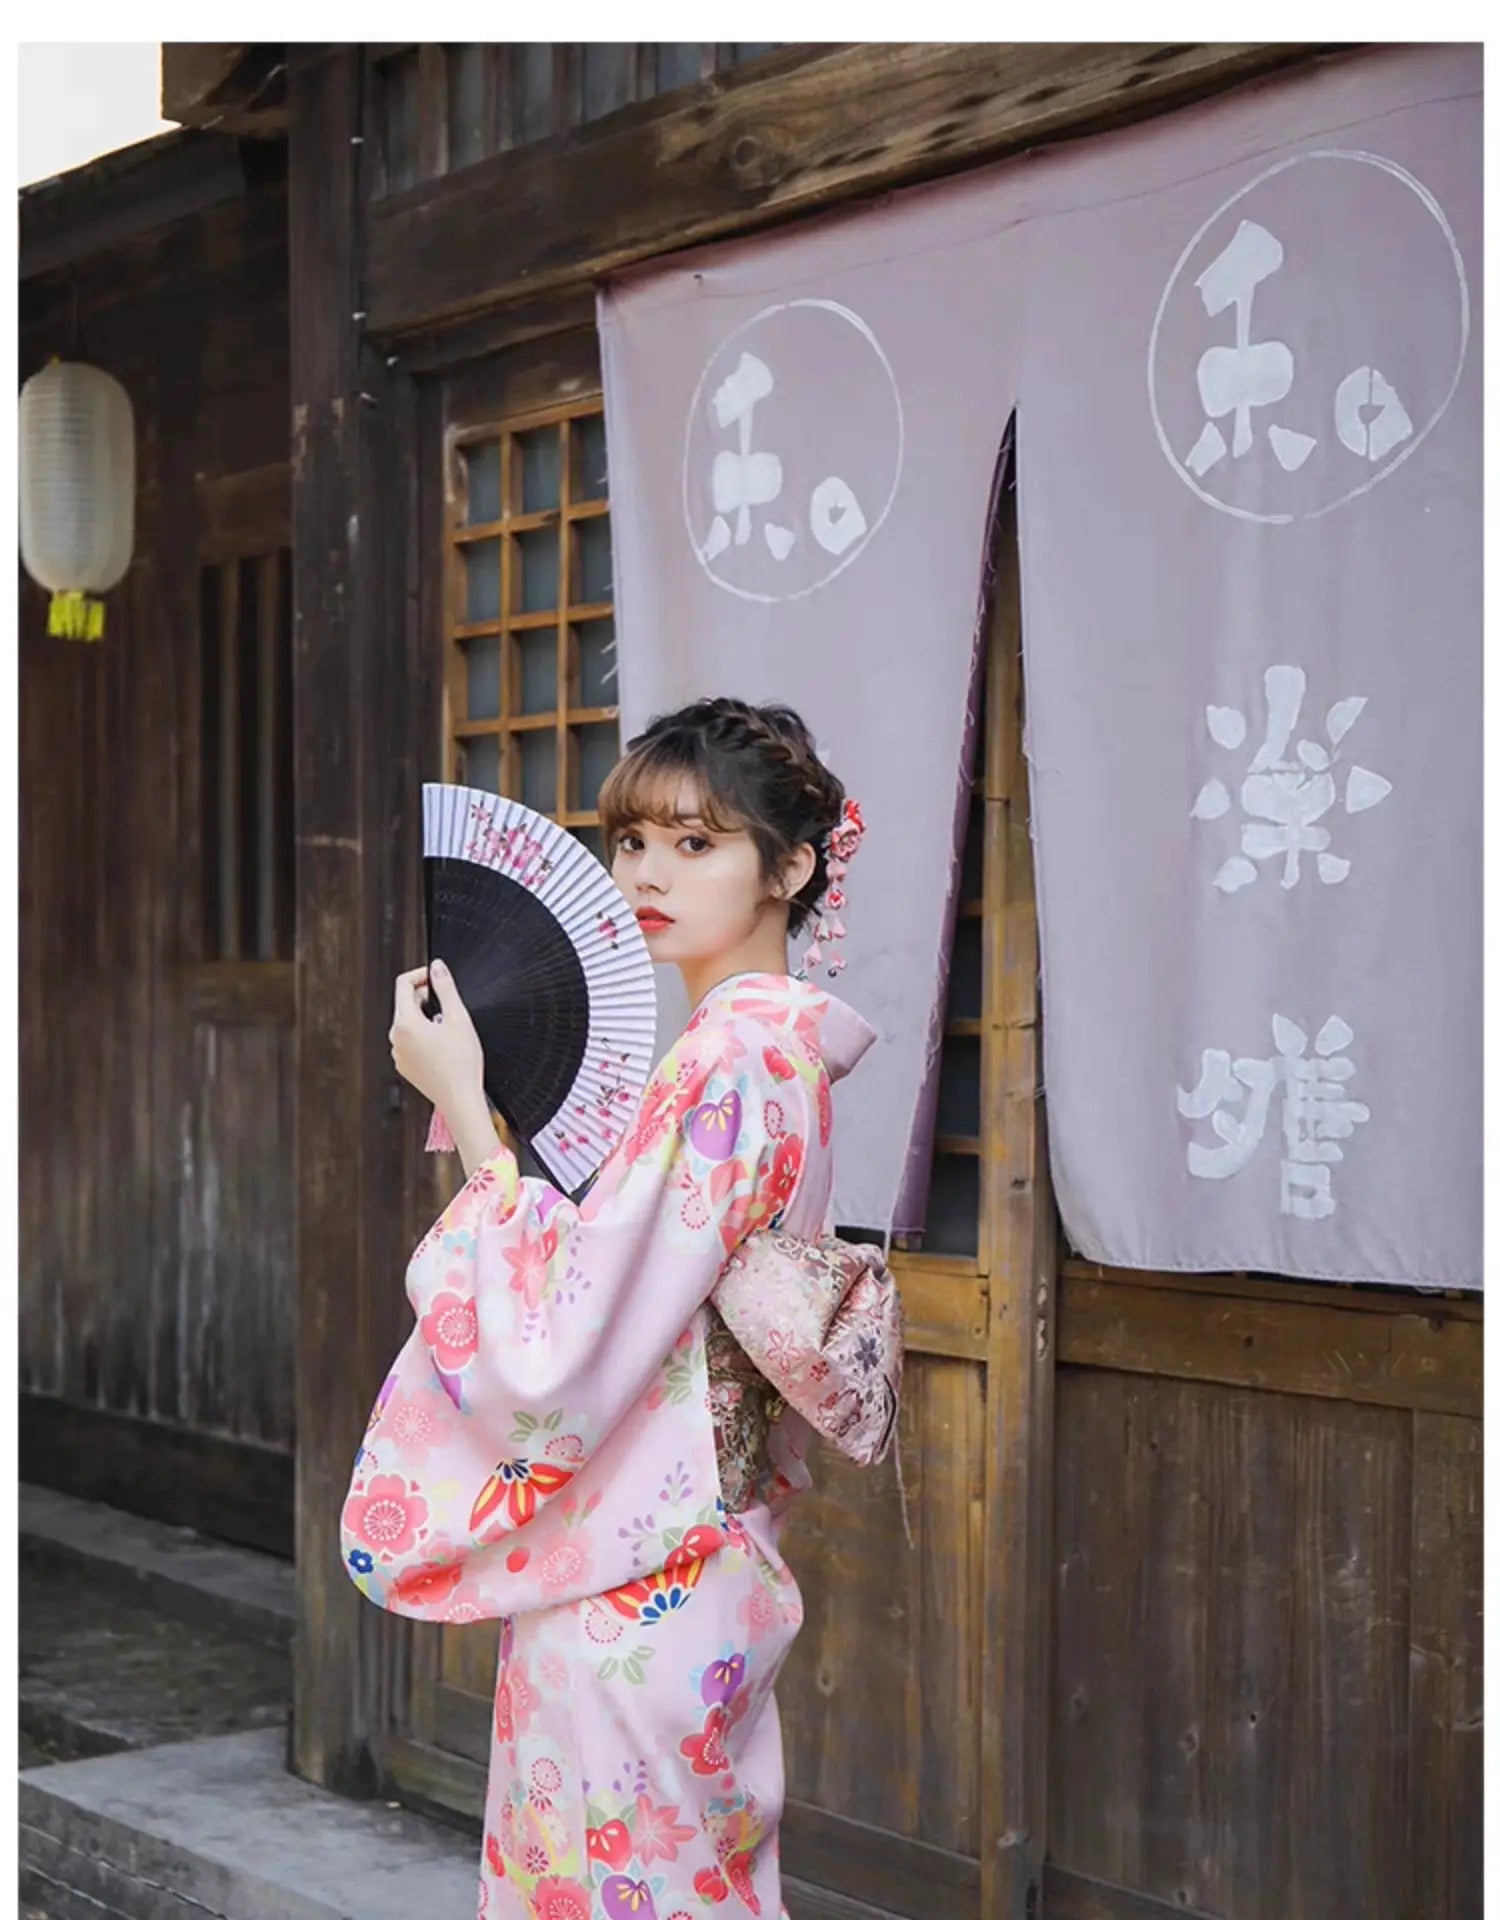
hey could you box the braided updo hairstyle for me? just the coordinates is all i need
[597,697,846,939]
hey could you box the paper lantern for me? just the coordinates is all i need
[19,359,135,642]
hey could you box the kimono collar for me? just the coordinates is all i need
[692,971,877,1084]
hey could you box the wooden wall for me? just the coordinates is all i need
[1047,1268,1481,1920]
[18,140,296,1555]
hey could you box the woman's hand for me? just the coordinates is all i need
[389,961,486,1120]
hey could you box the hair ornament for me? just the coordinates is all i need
[801,798,866,979]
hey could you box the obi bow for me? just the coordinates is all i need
[710,1230,903,1467]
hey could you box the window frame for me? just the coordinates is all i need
[442,394,619,857]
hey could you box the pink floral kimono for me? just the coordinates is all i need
[342,970,878,1920]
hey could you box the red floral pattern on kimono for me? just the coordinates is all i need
[342,971,877,1919]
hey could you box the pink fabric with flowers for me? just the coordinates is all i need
[342,971,877,1919]
[711,1231,901,1467]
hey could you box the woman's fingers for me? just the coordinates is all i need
[391,966,431,1030]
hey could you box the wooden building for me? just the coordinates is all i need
[18,43,1479,1920]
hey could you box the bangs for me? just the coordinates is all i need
[597,735,746,851]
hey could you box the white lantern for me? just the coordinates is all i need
[19,359,135,642]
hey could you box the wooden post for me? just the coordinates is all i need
[288,42,419,1795]
[978,466,1057,1918]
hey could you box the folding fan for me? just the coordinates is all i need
[421,783,658,1196]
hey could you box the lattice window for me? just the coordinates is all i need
[444,400,618,861]
[199,549,294,961]
[375,44,785,193]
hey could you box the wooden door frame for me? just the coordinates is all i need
[979,460,1057,1917]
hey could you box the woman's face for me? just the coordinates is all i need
[611,775,783,964]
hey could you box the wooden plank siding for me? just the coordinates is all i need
[364,42,797,200]
[18,137,297,1549]
[363,42,1351,336]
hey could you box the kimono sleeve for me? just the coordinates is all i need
[346,1017,813,1568]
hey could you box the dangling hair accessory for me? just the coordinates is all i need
[801,798,866,979]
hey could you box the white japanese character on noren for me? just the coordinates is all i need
[1192,664,1393,893]
[1185,219,1413,480]
[704,353,783,561]
[1178,1013,1370,1220]
[700,351,868,568]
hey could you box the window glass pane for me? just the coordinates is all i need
[461,732,500,794]
[518,429,562,514]
[235,560,264,954]
[520,728,558,813]
[922,1157,980,1258]
[516,527,559,614]
[573,722,620,812]
[935,1035,981,1139]
[380,52,420,194]
[463,442,501,525]
[513,44,555,145]
[949,916,983,1022]
[575,414,608,502]
[575,617,617,707]
[582,44,634,121]
[654,44,703,91]
[273,553,295,960]
[447,46,488,168]
[727,43,778,64]
[571,823,607,866]
[576,516,613,605]
[200,566,225,956]
[463,540,501,622]
[518,630,558,716]
[201,550,296,963]
[465,637,501,721]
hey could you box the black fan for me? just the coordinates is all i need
[422,785,658,1196]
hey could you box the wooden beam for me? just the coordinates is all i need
[198,461,292,564]
[365,40,1350,336]
[20,1392,294,1559]
[162,45,253,118]
[179,961,296,1027]
[20,130,250,280]
[288,44,417,1799]
[1058,1271,1482,1419]
[1044,1863,1226,1920]
[781,1800,981,1920]
[162,43,289,138]
[978,458,1057,1920]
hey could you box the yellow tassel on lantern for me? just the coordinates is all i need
[47,591,107,641]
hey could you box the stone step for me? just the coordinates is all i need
[20,1728,480,1920]
[19,1482,294,1650]
[19,1541,290,1774]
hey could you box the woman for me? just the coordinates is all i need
[343,697,878,1920]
